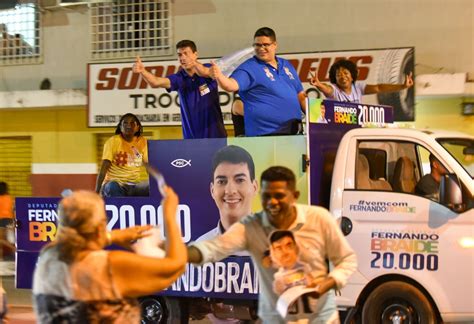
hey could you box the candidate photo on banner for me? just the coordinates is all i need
[148,136,308,241]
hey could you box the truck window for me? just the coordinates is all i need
[417,146,432,177]
[437,138,474,178]
[415,146,444,198]
[359,148,388,180]
[356,153,392,191]
[415,145,455,204]
[357,141,422,192]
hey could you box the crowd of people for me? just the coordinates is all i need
[133,26,413,139]
[35,163,358,323]
[1,25,423,324]
[95,25,416,196]
[96,25,415,198]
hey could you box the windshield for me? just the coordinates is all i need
[437,138,474,178]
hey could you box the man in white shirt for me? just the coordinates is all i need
[189,166,357,323]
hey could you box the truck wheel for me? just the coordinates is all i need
[376,48,415,121]
[140,296,189,324]
[361,281,437,324]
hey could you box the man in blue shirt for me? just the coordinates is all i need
[210,27,306,136]
[133,40,227,139]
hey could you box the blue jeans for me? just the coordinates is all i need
[102,181,149,197]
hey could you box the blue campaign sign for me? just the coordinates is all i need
[147,138,227,239]
[15,197,60,252]
[15,196,258,298]
[16,251,39,289]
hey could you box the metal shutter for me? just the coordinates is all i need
[0,136,32,197]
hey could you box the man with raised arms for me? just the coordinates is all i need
[133,40,226,139]
[209,27,306,137]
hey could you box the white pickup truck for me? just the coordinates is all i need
[314,127,474,323]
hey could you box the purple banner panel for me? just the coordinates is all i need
[16,251,39,289]
[307,99,394,207]
[15,197,60,252]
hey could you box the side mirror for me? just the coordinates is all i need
[463,146,474,155]
[439,174,465,212]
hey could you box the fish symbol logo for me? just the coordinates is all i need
[171,159,192,168]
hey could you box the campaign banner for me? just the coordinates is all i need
[308,99,394,126]
[147,136,308,236]
[16,251,38,289]
[15,135,307,297]
[15,197,60,252]
[164,256,259,299]
[88,47,414,127]
[147,138,227,238]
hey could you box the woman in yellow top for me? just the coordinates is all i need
[95,113,149,197]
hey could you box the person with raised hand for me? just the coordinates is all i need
[33,186,186,323]
[209,27,306,137]
[310,59,413,103]
[133,40,226,139]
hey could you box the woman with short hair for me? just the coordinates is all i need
[310,59,413,103]
[33,186,186,323]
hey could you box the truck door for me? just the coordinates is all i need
[341,139,474,320]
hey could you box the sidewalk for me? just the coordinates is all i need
[5,305,36,324]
